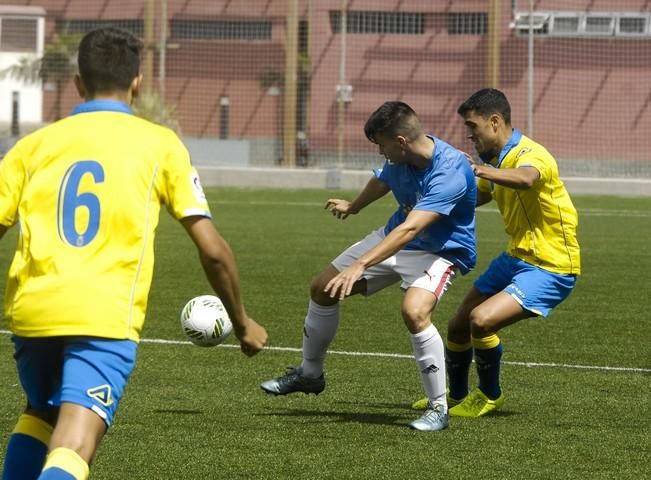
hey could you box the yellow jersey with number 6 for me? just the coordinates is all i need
[0,100,211,341]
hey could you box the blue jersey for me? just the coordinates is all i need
[374,136,477,274]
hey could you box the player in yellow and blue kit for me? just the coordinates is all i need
[411,88,580,417]
[0,28,267,480]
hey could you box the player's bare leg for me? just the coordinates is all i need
[39,402,106,478]
[447,287,491,344]
[468,291,533,337]
[310,264,368,306]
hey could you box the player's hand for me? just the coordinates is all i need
[235,318,268,357]
[462,151,484,176]
[462,151,476,164]
[470,162,488,177]
[324,261,365,300]
[324,199,357,220]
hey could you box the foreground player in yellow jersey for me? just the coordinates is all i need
[0,27,267,480]
[412,88,580,417]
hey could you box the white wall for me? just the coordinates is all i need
[0,14,45,128]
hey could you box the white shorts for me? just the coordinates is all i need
[331,228,458,299]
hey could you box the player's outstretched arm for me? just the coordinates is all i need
[325,176,390,219]
[460,152,493,207]
[472,164,540,190]
[180,216,268,356]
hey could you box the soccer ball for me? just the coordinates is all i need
[180,295,233,347]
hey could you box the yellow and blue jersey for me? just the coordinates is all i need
[0,100,211,341]
[478,129,580,275]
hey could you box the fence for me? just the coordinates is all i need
[1,0,650,178]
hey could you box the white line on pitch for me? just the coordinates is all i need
[1,330,648,373]
[139,337,650,373]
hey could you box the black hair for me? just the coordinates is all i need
[77,27,143,96]
[364,101,422,143]
[457,88,511,125]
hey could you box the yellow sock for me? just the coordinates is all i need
[13,413,53,445]
[42,447,89,480]
[446,339,472,352]
[471,333,500,350]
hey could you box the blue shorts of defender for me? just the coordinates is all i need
[474,252,577,317]
[11,336,137,427]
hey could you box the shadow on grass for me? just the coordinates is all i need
[258,398,517,426]
[153,409,203,415]
[257,408,410,427]
[334,399,415,411]
[334,399,518,417]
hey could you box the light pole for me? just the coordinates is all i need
[283,0,298,167]
[336,0,347,170]
[527,0,534,137]
[158,0,168,123]
[143,0,155,94]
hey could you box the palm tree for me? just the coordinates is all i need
[1,30,81,121]
[133,91,181,134]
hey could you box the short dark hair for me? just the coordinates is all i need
[364,101,422,143]
[457,88,511,125]
[77,27,143,96]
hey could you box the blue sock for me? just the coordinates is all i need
[2,414,52,480]
[445,341,473,400]
[38,468,77,480]
[473,334,503,399]
[2,433,49,480]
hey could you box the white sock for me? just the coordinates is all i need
[300,300,339,378]
[411,324,447,408]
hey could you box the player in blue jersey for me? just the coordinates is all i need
[0,27,267,480]
[261,101,477,432]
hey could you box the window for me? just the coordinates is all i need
[447,13,487,35]
[329,11,424,34]
[0,17,38,52]
[170,19,272,40]
[513,11,651,38]
[584,14,615,35]
[549,13,581,35]
[512,12,551,35]
[616,14,649,36]
[56,19,144,37]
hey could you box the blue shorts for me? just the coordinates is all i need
[12,336,138,427]
[474,252,577,317]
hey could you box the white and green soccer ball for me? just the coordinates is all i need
[180,295,233,347]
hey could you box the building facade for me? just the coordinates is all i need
[1,0,650,172]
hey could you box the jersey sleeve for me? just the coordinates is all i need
[477,177,492,193]
[514,148,552,184]
[415,170,467,216]
[160,132,212,220]
[0,141,27,227]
